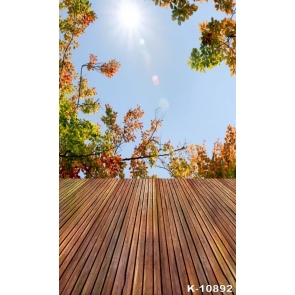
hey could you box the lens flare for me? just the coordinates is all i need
[159,98,169,111]
[152,75,159,86]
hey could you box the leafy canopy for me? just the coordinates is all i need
[163,125,236,178]
[59,0,236,179]
[59,0,183,178]
[153,0,236,75]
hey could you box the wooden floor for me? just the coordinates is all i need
[59,179,236,295]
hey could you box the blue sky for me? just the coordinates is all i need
[71,0,236,177]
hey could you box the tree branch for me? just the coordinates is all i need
[76,62,104,107]
[121,146,185,161]
[60,146,186,162]
[59,151,101,158]
[77,64,87,107]
[77,98,100,108]
[230,9,236,20]
[156,164,172,173]
[59,147,115,158]
[59,150,71,157]
[82,161,95,178]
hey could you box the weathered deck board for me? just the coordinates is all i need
[177,180,235,294]
[60,179,122,294]
[60,179,236,295]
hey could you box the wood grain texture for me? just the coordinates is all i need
[60,179,236,295]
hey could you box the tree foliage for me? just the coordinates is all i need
[153,0,236,75]
[161,125,236,178]
[59,0,184,179]
[59,0,236,179]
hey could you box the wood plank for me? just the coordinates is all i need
[59,179,117,267]
[211,179,236,203]
[59,179,236,295]
[59,179,108,242]
[59,178,75,192]
[218,179,236,194]
[71,180,132,295]
[188,180,236,242]
[110,180,143,294]
[169,180,218,295]
[131,179,149,295]
[59,179,88,207]
[59,179,88,201]
[186,180,236,270]
[59,179,99,225]
[90,180,137,295]
[122,180,145,295]
[202,180,236,211]
[165,180,205,295]
[59,179,122,294]
[142,178,154,295]
[152,179,161,295]
[193,180,236,223]
[158,179,182,295]
[173,179,226,294]
[59,180,109,238]
[186,180,236,260]
[178,180,236,295]
[59,178,71,192]
[155,179,172,295]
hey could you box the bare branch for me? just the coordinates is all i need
[59,150,71,157]
[230,9,236,20]
[59,152,99,158]
[121,146,185,162]
[82,162,95,178]
[77,98,100,108]
[156,164,172,173]
[59,148,112,158]
[77,64,87,107]
[77,62,104,107]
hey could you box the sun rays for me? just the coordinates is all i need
[118,3,141,29]
[107,0,149,50]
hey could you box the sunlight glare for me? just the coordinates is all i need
[119,4,140,28]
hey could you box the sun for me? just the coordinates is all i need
[118,4,141,29]
[108,1,151,49]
